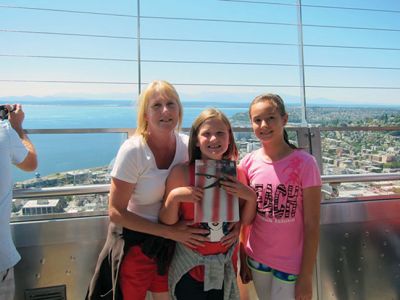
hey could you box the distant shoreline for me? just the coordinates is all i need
[2,98,400,109]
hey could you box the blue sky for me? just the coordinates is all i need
[1,0,399,105]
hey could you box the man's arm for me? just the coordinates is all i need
[8,104,38,171]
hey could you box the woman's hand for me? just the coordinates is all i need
[168,221,209,248]
[220,222,240,247]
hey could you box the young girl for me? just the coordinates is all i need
[239,93,322,300]
[159,108,257,300]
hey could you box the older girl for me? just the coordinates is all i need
[239,94,322,300]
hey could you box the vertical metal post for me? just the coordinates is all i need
[296,0,307,125]
[309,126,323,172]
[137,0,142,95]
[295,127,311,153]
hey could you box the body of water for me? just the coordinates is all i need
[13,103,248,181]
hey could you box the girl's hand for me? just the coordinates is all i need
[239,243,253,284]
[295,274,313,300]
[172,186,204,203]
[220,222,240,247]
[169,221,209,248]
[220,175,256,202]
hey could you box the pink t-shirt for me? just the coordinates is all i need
[240,149,322,274]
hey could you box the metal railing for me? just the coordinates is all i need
[24,128,136,135]
[14,127,400,195]
[10,125,400,222]
[12,172,400,199]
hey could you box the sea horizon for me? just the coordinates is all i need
[10,100,400,182]
[11,104,249,181]
[2,97,400,109]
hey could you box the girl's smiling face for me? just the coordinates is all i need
[250,100,288,145]
[196,118,230,160]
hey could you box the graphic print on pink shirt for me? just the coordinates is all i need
[253,155,305,223]
[240,149,322,274]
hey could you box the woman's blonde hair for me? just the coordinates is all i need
[188,108,238,164]
[136,80,183,138]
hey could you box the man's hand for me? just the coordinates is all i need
[8,104,25,135]
[7,104,38,171]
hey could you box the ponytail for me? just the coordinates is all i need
[283,129,297,149]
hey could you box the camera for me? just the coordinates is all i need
[0,105,15,121]
[0,105,9,120]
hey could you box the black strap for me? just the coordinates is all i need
[122,227,175,275]
[1,268,9,282]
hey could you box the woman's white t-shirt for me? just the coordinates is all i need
[111,132,188,223]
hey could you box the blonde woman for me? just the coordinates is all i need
[87,80,208,300]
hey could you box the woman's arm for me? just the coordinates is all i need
[295,186,321,300]
[109,177,170,236]
[109,177,207,244]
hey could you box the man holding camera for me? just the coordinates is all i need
[0,104,37,299]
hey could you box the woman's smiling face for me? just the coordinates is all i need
[145,92,180,134]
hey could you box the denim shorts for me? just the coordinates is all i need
[247,256,298,283]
